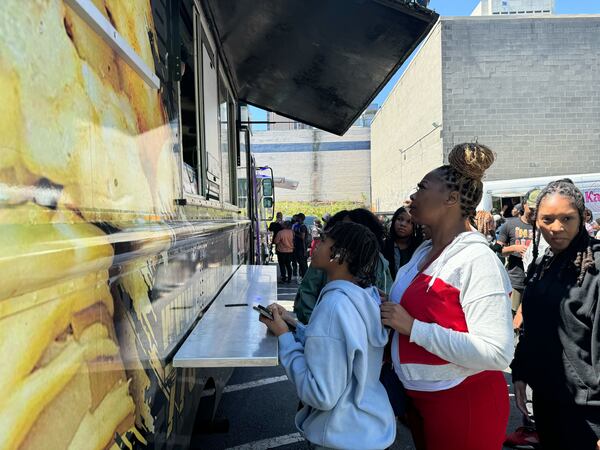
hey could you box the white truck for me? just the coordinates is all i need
[478,173,600,219]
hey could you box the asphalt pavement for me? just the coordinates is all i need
[193,275,523,450]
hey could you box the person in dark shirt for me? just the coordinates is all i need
[292,213,309,279]
[497,199,535,314]
[382,206,422,280]
[511,180,600,450]
[268,211,283,238]
[269,212,284,271]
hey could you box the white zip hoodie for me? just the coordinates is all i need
[390,232,514,388]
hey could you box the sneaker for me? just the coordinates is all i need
[504,426,540,449]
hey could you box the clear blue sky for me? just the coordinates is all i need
[249,0,600,127]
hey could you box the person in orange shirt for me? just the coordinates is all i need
[274,221,295,283]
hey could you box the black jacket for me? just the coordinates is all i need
[511,232,600,406]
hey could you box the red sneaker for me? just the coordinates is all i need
[504,426,540,449]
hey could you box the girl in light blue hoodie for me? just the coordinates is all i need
[261,222,396,450]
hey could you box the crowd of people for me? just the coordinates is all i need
[263,142,600,450]
[270,213,321,283]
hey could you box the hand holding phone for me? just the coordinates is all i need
[253,304,274,321]
[258,304,290,336]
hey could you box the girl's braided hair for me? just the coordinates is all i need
[528,179,594,286]
[326,222,380,288]
[436,143,495,219]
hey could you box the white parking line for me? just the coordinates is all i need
[224,432,304,450]
[201,375,289,398]
[223,375,288,393]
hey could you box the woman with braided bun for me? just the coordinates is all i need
[380,143,514,450]
[510,180,600,450]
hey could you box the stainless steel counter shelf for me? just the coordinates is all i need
[173,265,279,368]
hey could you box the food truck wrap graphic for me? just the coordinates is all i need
[583,187,600,217]
[0,0,440,446]
[0,1,247,448]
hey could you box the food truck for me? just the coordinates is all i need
[0,0,437,448]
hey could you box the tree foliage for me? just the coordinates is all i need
[274,200,368,219]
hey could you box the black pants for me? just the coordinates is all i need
[277,252,293,280]
[533,391,600,450]
[291,254,298,276]
[294,252,308,277]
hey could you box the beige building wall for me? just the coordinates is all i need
[370,22,444,212]
[255,150,370,202]
[253,127,371,202]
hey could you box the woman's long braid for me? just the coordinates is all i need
[525,219,540,284]
[475,210,494,236]
[531,180,594,286]
[574,246,594,286]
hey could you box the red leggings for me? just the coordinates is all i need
[406,371,509,450]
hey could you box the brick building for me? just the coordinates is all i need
[371,14,600,211]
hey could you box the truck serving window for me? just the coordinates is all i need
[178,5,202,197]
[219,75,238,205]
[201,42,221,201]
[180,39,200,195]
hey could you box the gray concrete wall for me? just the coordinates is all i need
[252,127,371,202]
[370,22,444,212]
[441,15,600,180]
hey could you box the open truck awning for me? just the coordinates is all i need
[202,0,438,135]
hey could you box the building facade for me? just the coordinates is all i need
[253,126,371,202]
[266,103,379,131]
[472,0,554,16]
[371,15,600,212]
[266,112,313,131]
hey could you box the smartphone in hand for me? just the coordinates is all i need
[253,304,274,321]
